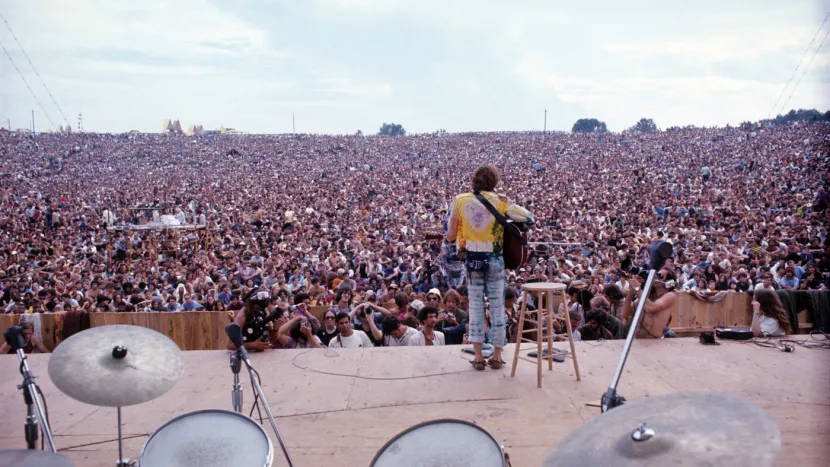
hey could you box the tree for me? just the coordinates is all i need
[630,118,657,132]
[355,130,363,136]
[378,123,406,137]
[767,108,830,125]
[571,118,608,133]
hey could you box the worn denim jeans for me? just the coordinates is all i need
[467,255,506,347]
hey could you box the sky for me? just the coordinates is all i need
[1,0,829,134]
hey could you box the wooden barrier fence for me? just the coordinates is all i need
[0,292,786,352]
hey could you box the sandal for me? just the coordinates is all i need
[487,358,504,370]
[471,359,487,371]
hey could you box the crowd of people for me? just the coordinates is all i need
[0,119,828,351]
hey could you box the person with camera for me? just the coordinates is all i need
[276,314,322,348]
[350,301,383,346]
[227,289,276,352]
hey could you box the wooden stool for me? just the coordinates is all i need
[510,282,581,388]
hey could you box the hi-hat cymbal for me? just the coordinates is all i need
[545,392,781,467]
[0,450,74,467]
[49,325,183,407]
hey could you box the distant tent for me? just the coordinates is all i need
[163,119,173,134]
[173,120,183,134]
[58,125,64,133]
[186,125,196,136]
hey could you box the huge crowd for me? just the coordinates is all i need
[0,120,828,350]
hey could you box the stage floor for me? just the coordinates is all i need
[1,338,828,466]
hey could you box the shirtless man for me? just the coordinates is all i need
[621,276,677,339]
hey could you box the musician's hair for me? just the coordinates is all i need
[471,166,499,192]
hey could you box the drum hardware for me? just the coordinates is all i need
[226,323,295,467]
[600,241,672,413]
[48,325,184,467]
[4,326,57,453]
[544,392,781,467]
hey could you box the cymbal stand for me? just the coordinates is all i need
[115,406,135,467]
[16,349,56,452]
[601,269,656,413]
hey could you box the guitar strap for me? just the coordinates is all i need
[473,191,510,229]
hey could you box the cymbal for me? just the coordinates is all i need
[545,392,781,467]
[0,450,74,467]
[49,325,183,407]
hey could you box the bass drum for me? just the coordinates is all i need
[371,419,506,467]
[139,409,273,467]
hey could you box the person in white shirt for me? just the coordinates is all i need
[409,307,445,346]
[750,290,790,337]
[382,317,418,347]
[328,311,374,348]
[753,274,776,291]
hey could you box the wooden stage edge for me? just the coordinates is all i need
[0,338,828,467]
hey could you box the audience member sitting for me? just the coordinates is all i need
[751,290,792,337]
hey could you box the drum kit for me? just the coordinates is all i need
[372,392,782,467]
[3,323,783,467]
[2,324,280,467]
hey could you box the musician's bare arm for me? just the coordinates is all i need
[445,198,459,243]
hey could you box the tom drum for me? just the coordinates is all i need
[371,419,505,467]
[139,409,273,467]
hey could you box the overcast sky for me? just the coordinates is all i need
[1,0,828,134]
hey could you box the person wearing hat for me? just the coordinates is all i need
[445,165,535,370]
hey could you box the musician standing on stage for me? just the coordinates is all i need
[445,166,535,370]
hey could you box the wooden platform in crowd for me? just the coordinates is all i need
[0,339,827,466]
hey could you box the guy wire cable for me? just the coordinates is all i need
[776,25,830,116]
[767,10,830,118]
[0,12,72,127]
[0,38,56,128]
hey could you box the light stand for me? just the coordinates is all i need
[601,269,656,412]
[16,349,56,452]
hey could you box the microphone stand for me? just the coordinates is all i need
[230,349,243,413]
[230,343,295,467]
[16,349,56,452]
[243,357,295,467]
[601,268,657,413]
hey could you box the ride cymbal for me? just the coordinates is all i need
[49,325,183,407]
[545,392,780,467]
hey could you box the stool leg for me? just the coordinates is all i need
[547,291,553,371]
[536,292,542,388]
[562,295,581,381]
[510,290,529,378]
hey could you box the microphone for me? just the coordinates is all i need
[225,323,248,360]
[4,326,26,352]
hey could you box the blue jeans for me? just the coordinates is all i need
[467,255,506,347]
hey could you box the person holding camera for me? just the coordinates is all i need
[350,302,383,346]
[276,315,322,348]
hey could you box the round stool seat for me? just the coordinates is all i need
[521,282,567,292]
